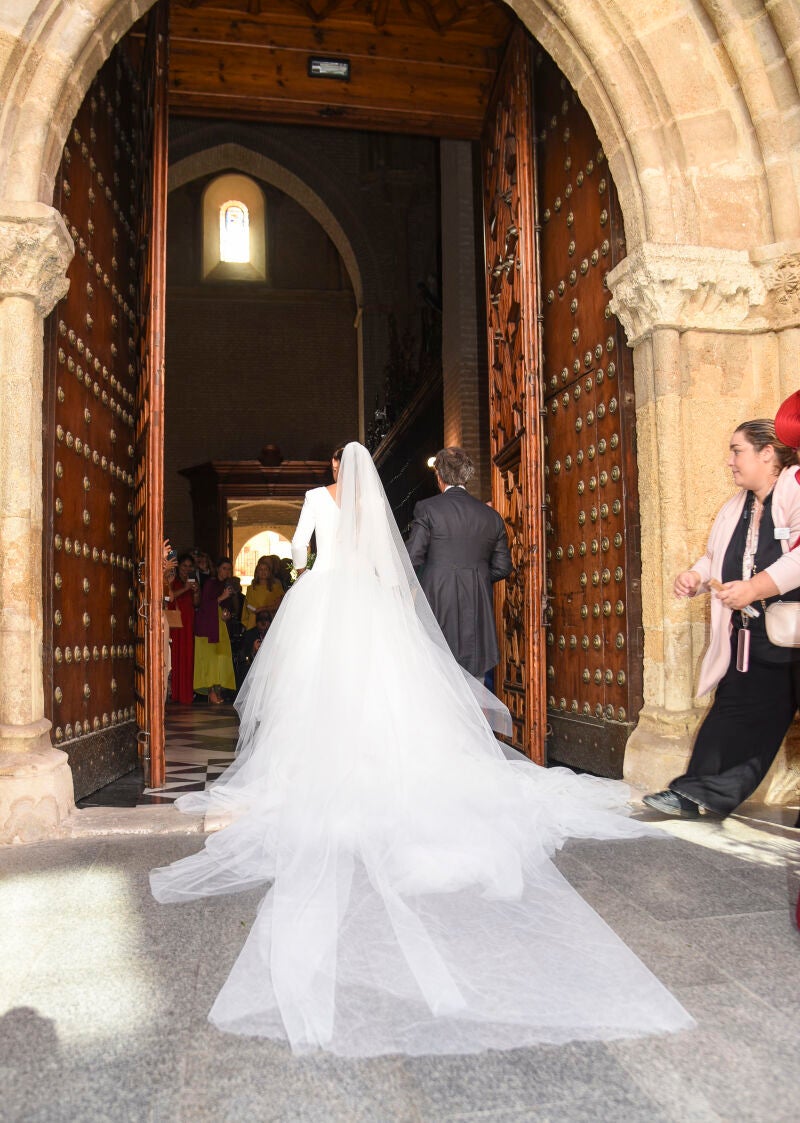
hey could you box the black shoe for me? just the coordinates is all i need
[642,790,700,818]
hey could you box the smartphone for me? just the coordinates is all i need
[708,578,759,618]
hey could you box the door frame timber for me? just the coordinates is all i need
[133,0,169,790]
[148,6,169,788]
[481,24,547,764]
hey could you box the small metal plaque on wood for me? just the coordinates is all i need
[308,57,351,81]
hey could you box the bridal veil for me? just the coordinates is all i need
[151,442,693,1055]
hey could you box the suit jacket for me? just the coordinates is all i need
[406,486,512,676]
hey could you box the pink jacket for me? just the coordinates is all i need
[687,464,800,691]
[690,467,800,696]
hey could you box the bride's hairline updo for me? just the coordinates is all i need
[332,443,354,462]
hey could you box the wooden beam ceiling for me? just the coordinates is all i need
[168,0,512,138]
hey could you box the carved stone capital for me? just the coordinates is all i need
[607,243,762,346]
[0,202,73,317]
[608,240,800,345]
[750,239,800,332]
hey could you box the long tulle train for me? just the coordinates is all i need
[151,554,693,1054]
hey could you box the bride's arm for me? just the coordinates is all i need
[291,494,316,574]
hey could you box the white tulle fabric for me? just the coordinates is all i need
[151,443,693,1055]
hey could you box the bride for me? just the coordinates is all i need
[151,442,693,1056]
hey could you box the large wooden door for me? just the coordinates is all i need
[481,26,546,762]
[481,33,643,775]
[43,4,169,798]
[535,52,642,777]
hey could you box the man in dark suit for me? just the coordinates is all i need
[406,447,512,678]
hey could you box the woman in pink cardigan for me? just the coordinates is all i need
[774,392,800,931]
[644,419,800,819]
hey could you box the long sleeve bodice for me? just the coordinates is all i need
[291,487,340,571]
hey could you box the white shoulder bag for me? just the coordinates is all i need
[764,601,800,647]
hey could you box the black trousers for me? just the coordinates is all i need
[670,635,798,815]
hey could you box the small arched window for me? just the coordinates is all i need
[220,200,250,263]
[202,173,266,281]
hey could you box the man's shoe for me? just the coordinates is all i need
[642,789,700,818]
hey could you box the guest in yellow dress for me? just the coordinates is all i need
[241,555,284,629]
[194,557,237,704]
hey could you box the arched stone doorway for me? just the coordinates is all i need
[2,0,800,840]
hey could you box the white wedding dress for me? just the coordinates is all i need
[151,443,693,1055]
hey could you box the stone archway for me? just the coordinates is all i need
[2,0,800,840]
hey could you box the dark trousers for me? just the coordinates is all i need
[670,635,798,815]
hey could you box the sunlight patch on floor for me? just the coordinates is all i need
[1,865,167,1042]
[645,812,799,870]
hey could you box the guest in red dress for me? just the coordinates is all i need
[169,552,200,704]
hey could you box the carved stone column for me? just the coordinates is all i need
[608,241,800,799]
[0,202,74,843]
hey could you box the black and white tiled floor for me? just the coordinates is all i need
[140,706,238,804]
[76,705,239,809]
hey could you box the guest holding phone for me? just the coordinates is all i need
[162,542,177,708]
[773,389,800,930]
[241,556,284,629]
[643,419,800,819]
[168,552,200,704]
[191,548,213,587]
[236,606,275,685]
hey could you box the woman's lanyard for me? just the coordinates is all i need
[741,495,763,602]
[736,494,763,672]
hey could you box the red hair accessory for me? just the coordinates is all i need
[775,389,800,449]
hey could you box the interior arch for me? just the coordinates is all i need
[170,145,364,306]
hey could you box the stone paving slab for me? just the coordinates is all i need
[60,804,208,838]
[1,824,798,1123]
